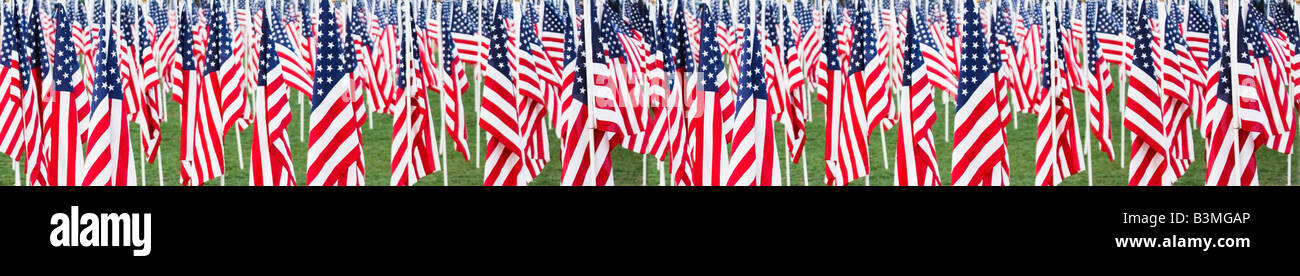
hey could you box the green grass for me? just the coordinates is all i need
[3,64,1297,186]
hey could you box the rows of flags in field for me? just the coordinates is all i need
[1,0,1297,186]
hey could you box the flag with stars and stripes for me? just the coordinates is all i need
[43,5,86,186]
[439,0,469,162]
[135,4,161,163]
[1160,0,1195,182]
[480,0,525,186]
[780,2,807,163]
[896,5,942,187]
[725,18,779,187]
[559,0,616,186]
[953,0,1009,186]
[1203,0,1257,186]
[1035,2,1085,187]
[272,1,312,98]
[834,5,882,186]
[251,5,297,187]
[1123,0,1171,186]
[391,2,443,186]
[1087,0,1116,162]
[0,8,26,160]
[350,2,383,116]
[83,21,137,186]
[307,0,364,186]
[206,1,250,136]
[22,3,49,186]
[176,8,225,186]
[689,3,729,186]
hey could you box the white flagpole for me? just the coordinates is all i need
[581,0,597,187]
[138,132,148,186]
[300,90,306,142]
[1083,1,1093,186]
[1229,0,1243,186]
[878,126,889,169]
[12,162,20,186]
[1118,0,1127,169]
[235,130,245,170]
[157,149,165,186]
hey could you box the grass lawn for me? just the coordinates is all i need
[4,65,1296,186]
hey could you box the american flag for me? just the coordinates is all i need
[0,8,26,160]
[814,4,838,106]
[1231,1,1273,138]
[22,3,48,186]
[515,1,549,183]
[1016,4,1043,114]
[716,3,737,142]
[1257,4,1296,155]
[440,0,469,161]
[726,16,778,187]
[391,2,442,186]
[1203,1,1257,186]
[993,1,1016,125]
[1277,2,1300,100]
[836,6,882,185]
[539,1,567,127]
[559,0,615,186]
[667,0,696,186]
[252,6,297,186]
[272,1,312,98]
[449,0,486,68]
[350,2,382,116]
[1123,0,1170,186]
[897,5,942,187]
[819,4,848,185]
[953,0,1009,186]
[415,1,440,94]
[153,2,179,99]
[178,5,228,186]
[289,0,317,98]
[44,5,85,186]
[1063,1,1085,92]
[759,2,783,132]
[591,2,637,136]
[1035,2,1085,187]
[479,0,525,186]
[136,4,161,163]
[780,3,807,163]
[307,0,363,186]
[70,4,93,74]
[1096,1,1131,66]
[207,1,249,136]
[684,2,702,64]
[794,1,822,104]
[374,4,400,112]
[84,21,137,186]
[116,5,141,136]
[624,3,680,161]
[928,1,958,99]
[689,3,729,186]
[1087,0,1116,162]
[1160,0,1194,182]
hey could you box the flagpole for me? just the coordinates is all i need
[475,0,485,169]
[138,130,148,186]
[300,90,306,142]
[236,129,245,170]
[1118,0,1127,170]
[1229,0,1243,186]
[1083,1,1093,187]
[11,162,19,186]
[580,0,597,187]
